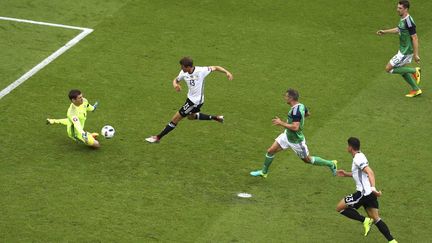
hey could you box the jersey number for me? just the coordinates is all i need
[183,103,190,110]
[189,80,195,86]
[345,194,354,203]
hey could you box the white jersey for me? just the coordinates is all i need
[351,152,372,196]
[176,66,212,105]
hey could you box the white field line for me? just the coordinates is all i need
[0,16,94,100]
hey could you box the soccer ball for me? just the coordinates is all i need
[101,125,115,139]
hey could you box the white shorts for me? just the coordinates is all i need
[275,133,309,159]
[389,50,413,67]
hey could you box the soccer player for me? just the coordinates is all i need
[250,89,337,178]
[145,57,233,143]
[47,89,100,148]
[377,0,422,97]
[336,137,397,243]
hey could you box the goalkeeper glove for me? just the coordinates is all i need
[82,132,88,142]
[93,101,99,111]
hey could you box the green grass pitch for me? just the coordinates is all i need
[0,0,431,242]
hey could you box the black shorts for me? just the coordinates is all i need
[344,191,379,209]
[178,98,203,117]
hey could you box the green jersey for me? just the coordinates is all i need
[285,103,308,144]
[66,98,95,139]
[398,15,416,55]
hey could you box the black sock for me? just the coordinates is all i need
[340,208,365,222]
[196,113,213,120]
[375,219,394,241]
[157,121,176,139]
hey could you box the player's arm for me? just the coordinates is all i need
[363,166,382,197]
[272,107,304,130]
[70,116,90,141]
[336,169,352,177]
[70,116,84,134]
[412,34,420,63]
[272,117,300,131]
[172,77,182,92]
[407,20,420,63]
[86,101,98,112]
[173,70,185,92]
[376,27,399,35]
[305,107,310,117]
[209,66,233,80]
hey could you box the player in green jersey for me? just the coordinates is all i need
[377,0,422,97]
[250,89,337,178]
[47,89,100,148]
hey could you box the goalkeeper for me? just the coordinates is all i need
[47,89,100,148]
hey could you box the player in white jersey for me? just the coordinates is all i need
[336,137,397,243]
[146,57,233,143]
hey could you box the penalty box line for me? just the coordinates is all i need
[0,16,94,100]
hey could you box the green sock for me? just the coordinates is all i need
[392,66,415,74]
[402,73,419,90]
[311,156,333,168]
[262,153,274,174]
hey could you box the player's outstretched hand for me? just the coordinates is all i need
[174,84,182,92]
[226,72,233,81]
[336,169,347,177]
[272,116,282,126]
[376,30,384,35]
[93,101,99,111]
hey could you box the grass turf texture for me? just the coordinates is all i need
[1,0,431,241]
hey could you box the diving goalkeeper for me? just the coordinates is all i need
[47,89,100,148]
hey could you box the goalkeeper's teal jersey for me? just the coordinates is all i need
[398,15,416,55]
[285,103,308,144]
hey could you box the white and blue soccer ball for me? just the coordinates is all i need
[101,125,115,139]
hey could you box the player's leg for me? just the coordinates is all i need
[337,192,373,236]
[336,196,366,222]
[187,104,224,123]
[402,72,422,97]
[386,52,415,74]
[77,131,100,148]
[263,141,283,173]
[392,66,417,75]
[146,99,193,143]
[190,113,224,123]
[412,67,421,84]
[386,61,416,75]
[365,203,397,241]
[250,134,285,178]
[386,61,417,90]
[46,118,69,125]
[155,111,184,140]
[307,155,337,176]
[385,62,394,73]
[293,140,337,176]
[89,136,100,148]
[386,53,421,96]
